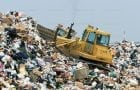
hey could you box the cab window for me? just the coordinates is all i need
[86,32,96,44]
[57,29,67,36]
[96,34,110,46]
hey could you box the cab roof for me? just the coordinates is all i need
[86,25,111,36]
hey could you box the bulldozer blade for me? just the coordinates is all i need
[37,24,55,41]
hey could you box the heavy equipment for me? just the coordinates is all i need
[37,23,113,64]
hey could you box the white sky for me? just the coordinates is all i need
[0,0,140,42]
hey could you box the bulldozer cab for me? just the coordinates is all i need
[80,25,112,64]
[55,24,76,39]
[54,24,77,46]
[55,25,67,37]
[57,28,67,37]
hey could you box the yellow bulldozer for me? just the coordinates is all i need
[37,23,112,64]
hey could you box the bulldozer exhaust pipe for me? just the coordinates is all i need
[66,23,74,39]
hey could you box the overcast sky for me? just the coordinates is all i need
[0,0,140,42]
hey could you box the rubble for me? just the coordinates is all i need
[0,11,140,90]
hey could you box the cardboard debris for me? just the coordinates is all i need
[74,67,89,80]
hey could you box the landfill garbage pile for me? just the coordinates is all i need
[0,11,140,90]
